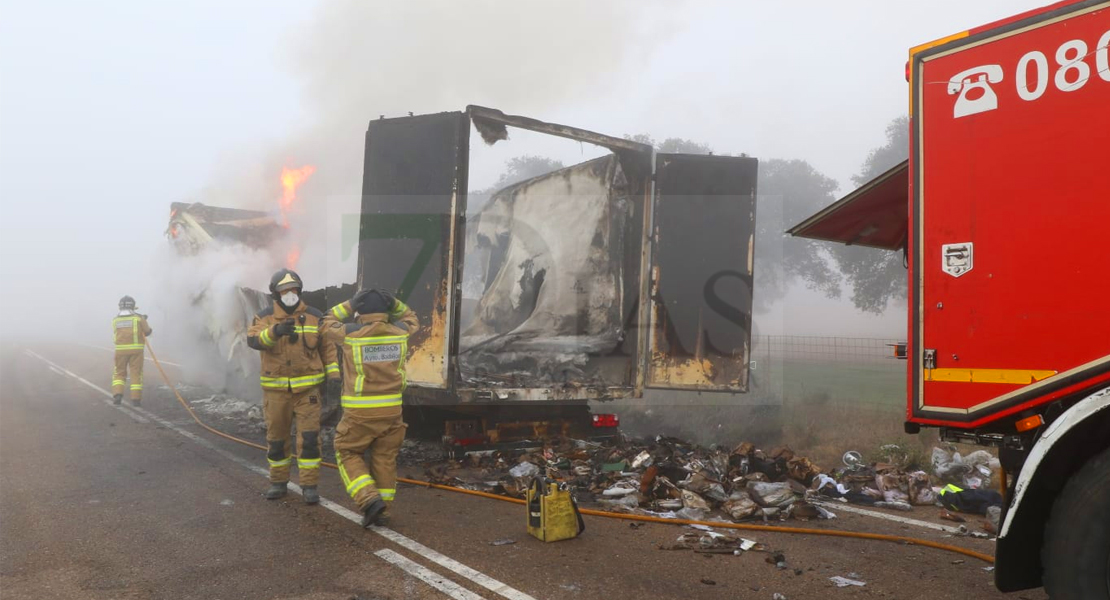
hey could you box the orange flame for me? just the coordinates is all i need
[279,164,315,270]
[286,245,301,269]
[279,165,316,228]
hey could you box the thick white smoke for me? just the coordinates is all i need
[148,243,277,398]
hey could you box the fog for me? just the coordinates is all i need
[0,0,1050,354]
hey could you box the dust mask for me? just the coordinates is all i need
[281,291,299,308]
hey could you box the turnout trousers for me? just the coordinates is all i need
[112,350,144,400]
[263,386,323,486]
[334,411,406,510]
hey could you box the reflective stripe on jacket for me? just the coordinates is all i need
[246,301,336,390]
[113,314,152,352]
[322,300,418,415]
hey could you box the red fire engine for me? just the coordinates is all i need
[791,1,1110,596]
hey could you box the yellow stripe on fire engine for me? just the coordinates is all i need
[925,368,1057,385]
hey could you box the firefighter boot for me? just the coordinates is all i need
[361,498,387,528]
[131,399,141,407]
[113,394,122,405]
[302,486,319,505]
[264,482,288,500]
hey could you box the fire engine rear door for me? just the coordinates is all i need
[645,154,758,392]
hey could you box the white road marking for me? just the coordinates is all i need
[28,348,538,600]
[375,549,485,600]
[811,500,962,534]
[26,350,149,424]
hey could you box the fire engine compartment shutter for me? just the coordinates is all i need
[646,154,757,392]
[786,160,908,251]
[358,111,469,389]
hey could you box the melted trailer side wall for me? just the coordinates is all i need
[459,155,636,389]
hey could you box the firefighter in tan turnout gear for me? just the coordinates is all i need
[322,288,418,527]
[246,269,339,504]
[112,295,152,406]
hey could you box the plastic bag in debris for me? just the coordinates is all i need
[682,490,710,511]
[932,448,999,488]
[509,462,540,479]
[747,482,795,508]
[907,471,936,505]
[684,473,728,503]
[986,505,1002,533]
[676,507,709,521]
[874,469,908,502]
[602,481,639,497]
[830,576,866,587]
[600,494,640,509]
[882,490,909,503]
[812,474,849,497]
[722,491,760,521]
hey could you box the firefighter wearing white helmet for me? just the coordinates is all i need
[246,269,339,504]
[111,295,152,406]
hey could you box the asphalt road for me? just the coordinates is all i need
[0,345,1048,600]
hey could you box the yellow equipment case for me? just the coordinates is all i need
[526,478,585,542]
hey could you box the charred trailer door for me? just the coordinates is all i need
[645,154,758,392]
[357,112,469,390]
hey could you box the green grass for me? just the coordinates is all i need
[752,358,905,412]
[604,358,920,469]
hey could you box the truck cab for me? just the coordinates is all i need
[790,1,1110,596]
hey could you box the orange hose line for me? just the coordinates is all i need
[145,342,994,565]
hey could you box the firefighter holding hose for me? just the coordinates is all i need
[112,295,152,406]
[322,288,418,527]
[246,269,339,504]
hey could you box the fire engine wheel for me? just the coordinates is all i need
[1041,445,1110,600]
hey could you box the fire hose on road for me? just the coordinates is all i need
[145,341,995,564]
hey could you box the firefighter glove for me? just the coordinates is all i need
[326,378,342,401]
[273,320,296,338]
[377,289,397,311]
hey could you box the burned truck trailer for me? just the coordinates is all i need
[354,107,758,443]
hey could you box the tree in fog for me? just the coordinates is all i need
[490,155,565,190]
[470,155,565,214]
[826,115,909,313]
[756,159,843,311]
[626,134,715,156]
[625,133,841,312]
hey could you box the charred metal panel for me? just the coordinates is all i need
[467,105,653,154]
[458,155,636,389]
[166,202,284,252]
[359,112,469,389]
[647,154,757,392]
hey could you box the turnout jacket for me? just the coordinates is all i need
[113,312,152,354]
[247,300,338,391]
[322,299,419,416]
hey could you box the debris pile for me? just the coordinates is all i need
[424,436,831,522]
[419,436,1004,526]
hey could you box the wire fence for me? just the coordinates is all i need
[746,336,906,410]
[751,335,904,367]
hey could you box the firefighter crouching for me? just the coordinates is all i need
[112,295,152,406]
[246,269,339,504]
[322,289,418,527]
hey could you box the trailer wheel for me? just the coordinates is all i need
[1041,445,1110,600]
